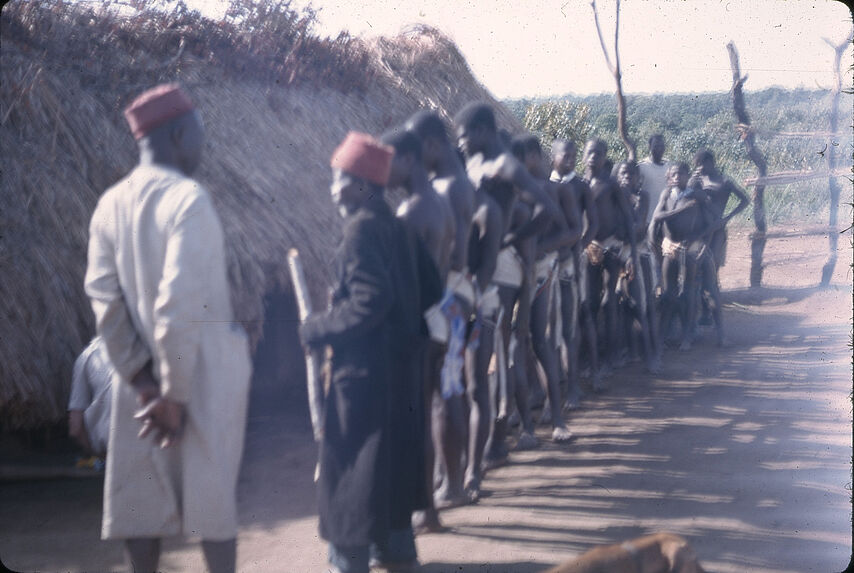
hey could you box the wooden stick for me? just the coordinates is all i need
[820,27,853,286]
[727,41,768,288]
[743,168,850,187]
[287,248,325,442]
[590,0,636,161]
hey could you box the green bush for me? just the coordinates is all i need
[509,89,853,228]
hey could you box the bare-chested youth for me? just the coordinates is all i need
[513,135,579,443]
[405,111,476,511]
[692,148,748,343]
[650,163,715,350]
[550,139,603,399]
[453,102,564,500]
[614,160,661,372]
[382,128,456,533]
[582,139,639,372]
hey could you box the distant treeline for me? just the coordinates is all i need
[506,88,853,227]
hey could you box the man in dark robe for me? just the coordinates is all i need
[299,132,441,573]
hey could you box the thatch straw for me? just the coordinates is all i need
[0,1,520,429]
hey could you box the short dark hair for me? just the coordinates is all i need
[454,102,496,133]
[515,134,541,156]
[381,127,422,161]
[551,138,576,157]
[694,148,715,167]
[648,134,664,147]
[510,136,526,161]
[612,160,638,179]
[406,110,449,143]
[584,138,608,154]
[673,161,690,175]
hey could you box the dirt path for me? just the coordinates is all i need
[1,230,851,573]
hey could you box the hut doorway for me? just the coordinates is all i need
[248,288,311,433]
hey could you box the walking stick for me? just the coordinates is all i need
[287,249,325,443]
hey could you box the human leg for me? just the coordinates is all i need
[201,538,236,573]
[580,258,606,389]
[464,318,494,500]
[530,287,571,442]
[124,538,161,573]
[413,342,445,533]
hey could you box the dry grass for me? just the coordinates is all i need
[0,2,520,429]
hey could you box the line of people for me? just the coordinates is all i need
[81,82,748,573]
[300,102,749,572]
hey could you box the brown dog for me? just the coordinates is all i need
[543,533,707,573]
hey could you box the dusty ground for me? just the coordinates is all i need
[1,230,851,573]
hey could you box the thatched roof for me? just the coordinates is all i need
[0,1,521,429]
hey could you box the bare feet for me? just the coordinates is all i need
[515,431,538,451]
[434,485,469,510]
[412,509,446,535]
[562,389,583,411]
[538,405,552,426]
[463,477,481,504]
[551,426,573,443]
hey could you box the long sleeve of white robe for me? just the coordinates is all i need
[84,164,251,540]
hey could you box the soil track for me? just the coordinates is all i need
[1,230,851,573]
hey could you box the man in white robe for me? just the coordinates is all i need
[84,83,251,573]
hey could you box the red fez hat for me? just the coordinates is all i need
[330,132,393,186]
[123,83,195,140]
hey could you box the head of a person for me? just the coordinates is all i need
[551,139,577,176]
[406,110,450,170]
[648,134,665,164]
[329,132,392,217]
[511,134,543,174]
[583,138,608,175]
[614,160,639,191]
[381,127,422,189]
[694,149,716,175]
[454,102,496,159]
[668,162,690,190]
[125,84,205,176]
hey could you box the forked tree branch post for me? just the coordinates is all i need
[591,0,636,162]
[819,27,853,287]
[727,41,768,288]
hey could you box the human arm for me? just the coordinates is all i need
[471,198,503,291]
[579,181,599,247]
[508,157,564,225]
[721,180,750,225]
[653,198,698,222]
[535,182,581,258]
[300,214,394,348]
[85,199,153,388]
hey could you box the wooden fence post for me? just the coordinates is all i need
[727,42,768,288]
[820,29,853,287]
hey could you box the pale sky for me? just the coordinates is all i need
[184,0,853,98]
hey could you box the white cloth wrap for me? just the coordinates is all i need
[447,269,476,309]
[478,284,501,319]
[493,246,525,288]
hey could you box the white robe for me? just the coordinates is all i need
[85,163,251,541]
